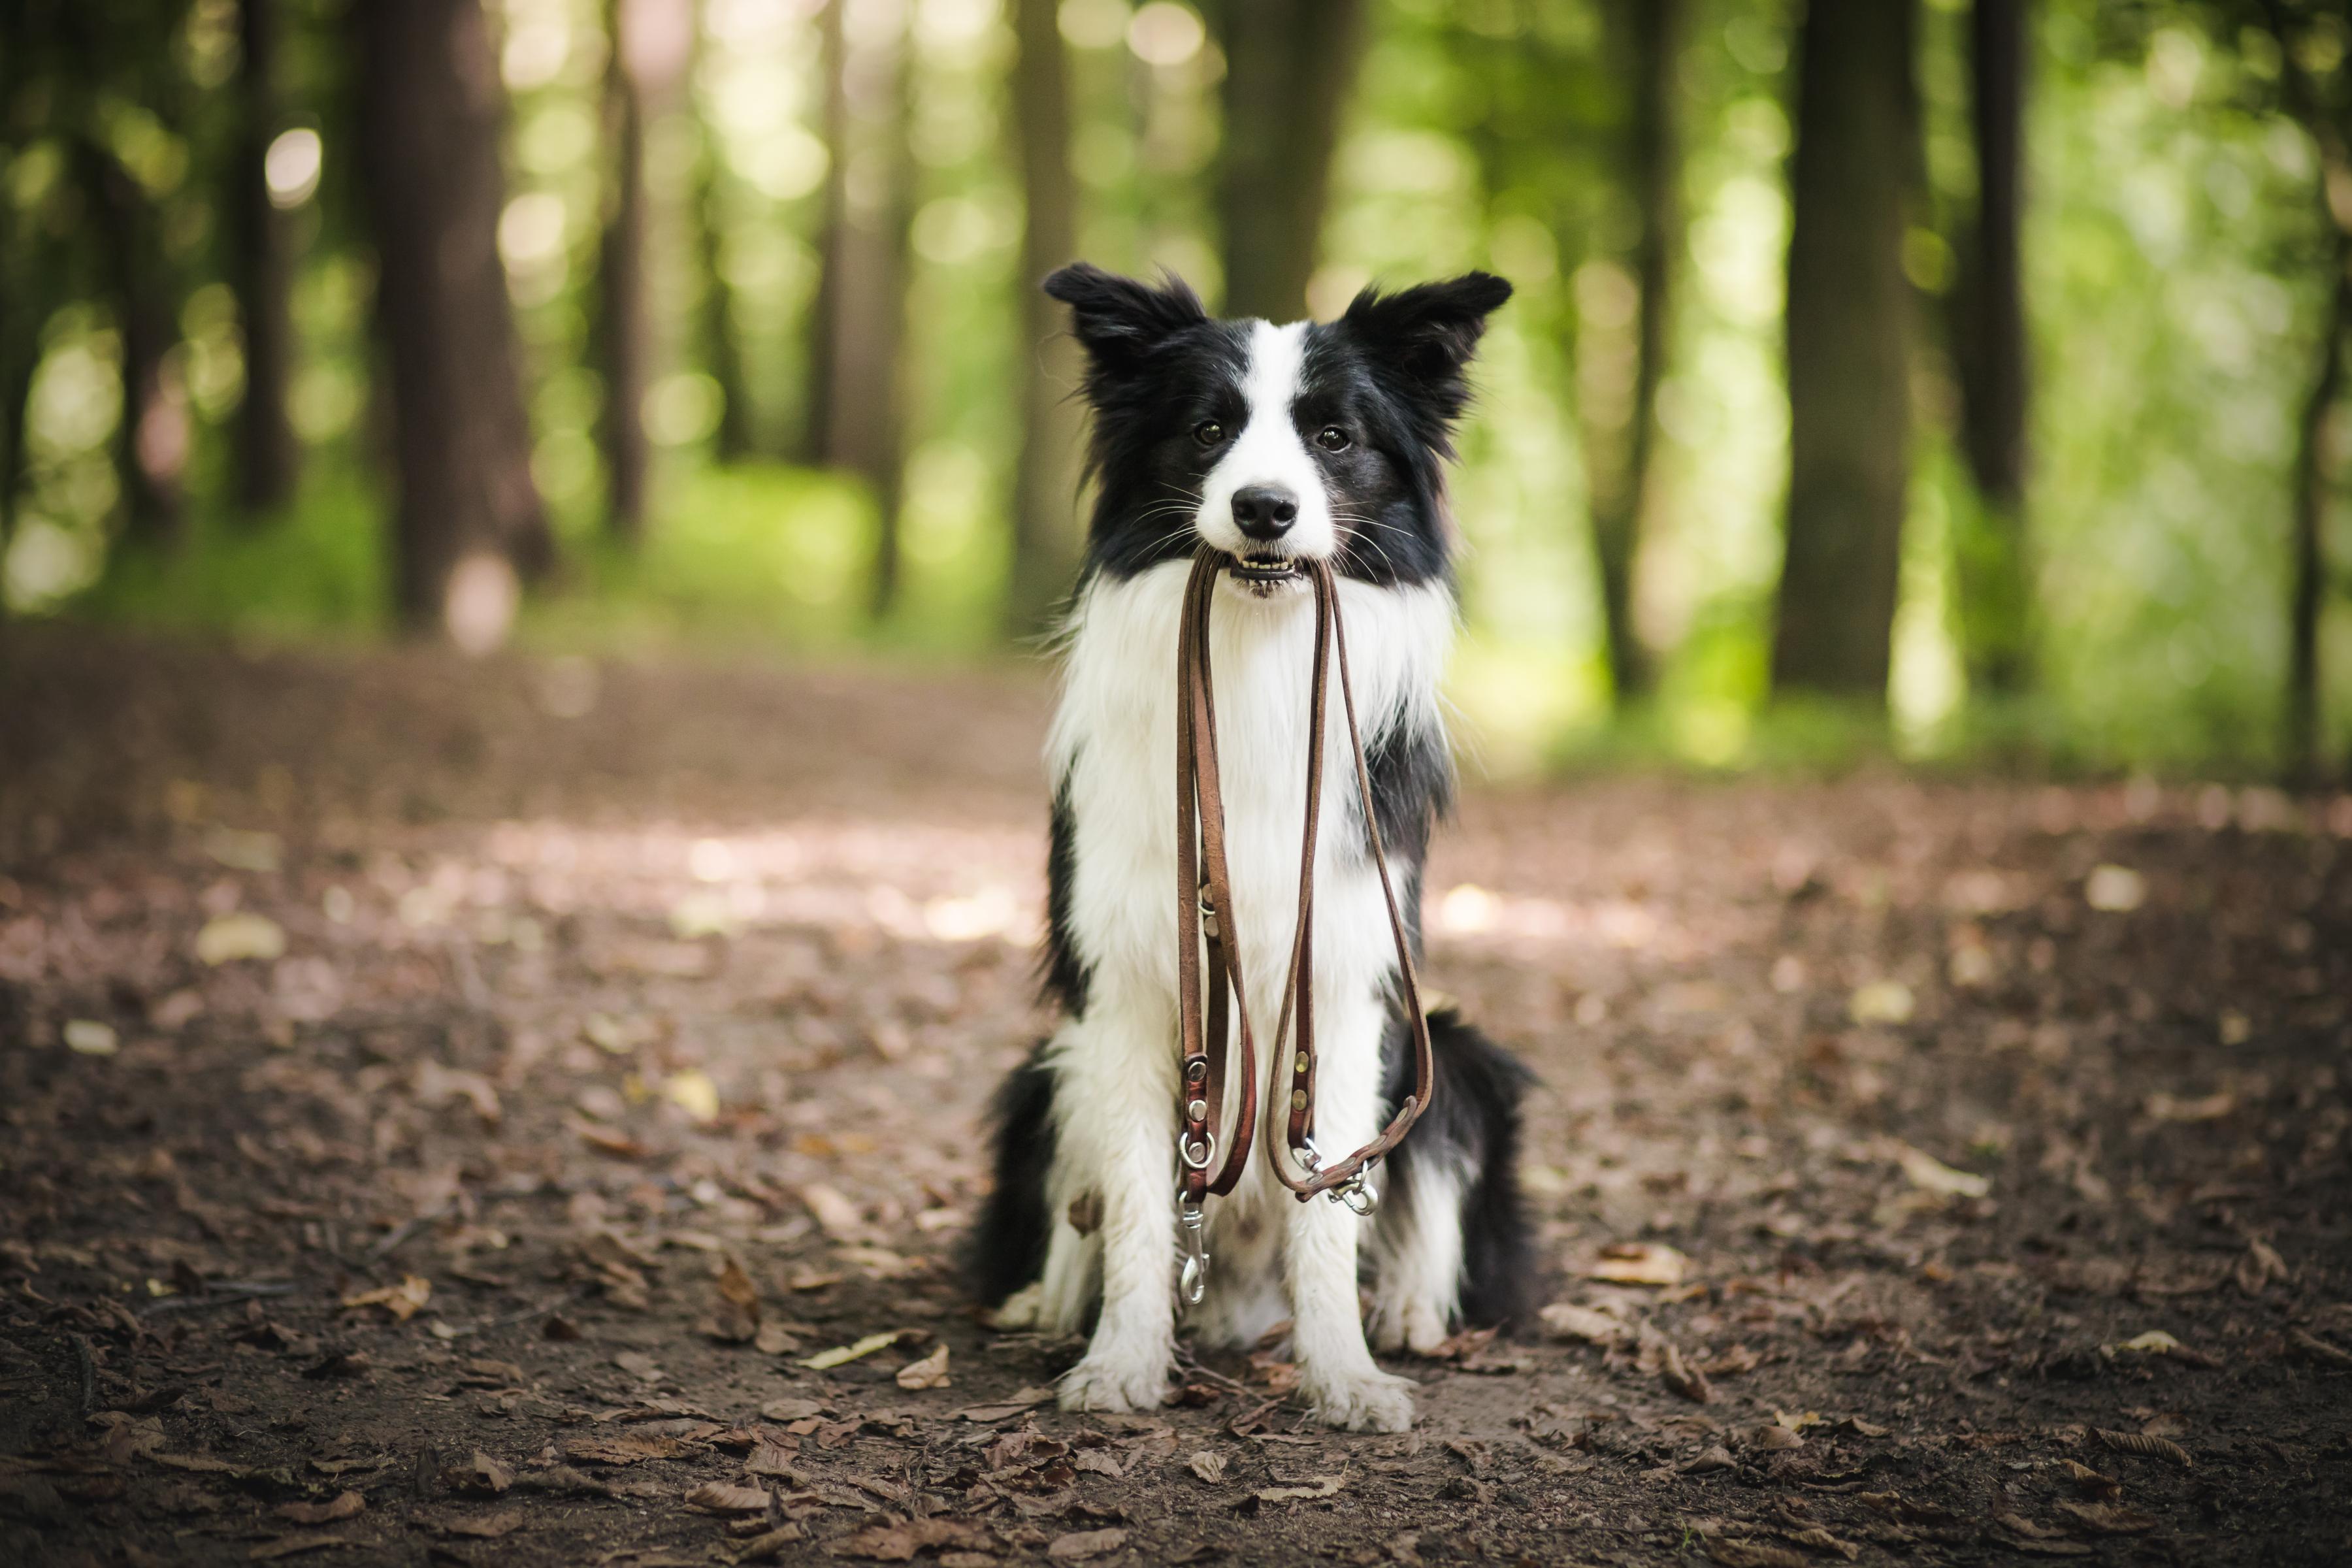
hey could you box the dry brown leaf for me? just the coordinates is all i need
[836,1518,994,1560]
[683,1480,774,1514]
[1777,1525,1859,1561]
[1989,1513,2094,1556]
[895,1343,952,1390]
[725,1524,807,1563]
[442,1511,526,1539]
[1703,1537,1806,1568]
[2096,1428,2191,1467]
[563,1431,684,1465]
[2055,1501,2158,1535]
[1539,1301,1631,1346]
[274,1492,365,1525]
[449,1452,512,1494]
[1254,1474,1343,1502]
[1186,1450,1227,1483]
[247,1535,357,1561]
[753,1322,800,1356]
[340,1275,431,1321]
[152,1452,239,1473]
[1637,1322,1714,1404]
[2059,1459,2121,1499]
[2289,1328,2352,1367]
[1588,1241,1688,1286]
[949,1386,1056,1422]
[800,1183,866,1240]
[2236,1238,2288,1296]
[1047,1527,1130,1560]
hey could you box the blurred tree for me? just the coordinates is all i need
[689,2,753,463]
[1207,0,1369,321]
[1949,0,2032,699]
[803,0,913,618]
[1771,0,1921,707]
[598,0,693,544]
[353,0,553,632]
[1005,0,1083,636]
[228,0,298,514]
[1588,0,1685,704]
[2246,0,2352,777]
[73,135,188,544]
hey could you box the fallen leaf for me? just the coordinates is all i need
[1186,1450,1227,1482]
[1893,1144,1990,1200]
[753,1322,800,1355]
[198,912,287,965]
[760,1396,826,1422]
[2095,1428,2191,1467]
[152,1452,240,1473]
[683,1481,773,1514]
[1776,1525,1859,1561]
[799,1330,909,1370]
[2289,1328,2352,1367]
[248,1535,358,1561]
[2059,1459,2121,1499]
[449,1452,513,1494]
[896,1344,951,1390]
[836,1518,994,1560]
[662,1068,721,1122]
[725,1524,807,1563]
[1989,1512,2094,1556]
[274,1492,365,1525]
[340,1274,432,1321]
[1254,1474,1343,1502]
[2054,1501,2157,1535]
[1748,1424,1804,1452]
[63,1019,119,1056]
[2235,1238,2287,1296]
[1539,1301,1631,1345]
[442,1511,526,1539]
[800,1183,866,1240]
[1587,1242,1688,1286]
[2115,1330,2180,1354]
[951,1386,1057,1422]
[1704,1538,1806,1568]
[1637,1322,1712,1404]
[1048,1527,1130,1559]
[563,1431,684,1465]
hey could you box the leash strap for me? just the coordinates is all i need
[1173,547,1434,1217]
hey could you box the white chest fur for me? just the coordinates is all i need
[1048,561,1452,1039]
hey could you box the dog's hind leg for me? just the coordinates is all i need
[1367,1147,1465,1355]
[1047,988,1181,1414]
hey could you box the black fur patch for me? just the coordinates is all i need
[1039,767,1090,1015]
[1381,1005,1538,1330]
[970,1041,1058,1307]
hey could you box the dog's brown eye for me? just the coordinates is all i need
[1315,427,1351,453]
[1193,421,1224,446]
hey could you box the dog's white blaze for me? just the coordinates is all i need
[1194,320,1337,561]
[1036,559,1454,1428]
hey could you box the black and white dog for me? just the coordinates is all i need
[975,264,1533,1432]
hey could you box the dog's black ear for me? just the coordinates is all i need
[1043,263,1207,373]
[1340,272,1513,382]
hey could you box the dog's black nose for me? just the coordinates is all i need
[1230,485,1298,540]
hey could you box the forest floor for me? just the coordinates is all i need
[2,626,2349,1568]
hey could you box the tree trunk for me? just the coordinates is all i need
[74,138,186,546]
[1950,0,2031,696]
[353,0,554,635]
[599,0,653,541]
[1004,0,1084,637]
[693,93,755,461]
[2287,237,2347,780]
[1589,0,1683,704]
[802,0,913,618]
[1209,0,1369,321]
[230,0,299,514]
[1770,0,1919,705]
[799,0,849,466]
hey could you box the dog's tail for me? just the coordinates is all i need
[968,1040,1058,1306]
[1391,1005,1539,1329]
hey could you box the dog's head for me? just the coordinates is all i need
[1044,264,1511,588]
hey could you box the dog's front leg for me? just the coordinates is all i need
[1052,987,1179,1414]
[1285,987,1418,1433]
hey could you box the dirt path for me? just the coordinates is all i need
[3,628,2349,1567]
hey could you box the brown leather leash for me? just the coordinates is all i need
[1172,547,1435,1301]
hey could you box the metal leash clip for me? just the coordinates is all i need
[1175,1196,1210,1305]
[1299,1137,1380,1217]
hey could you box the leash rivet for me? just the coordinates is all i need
[1184,1058,1208,1083]
[1187,1141,1207,1163]
[1289,1089,1307,1111]
[1186,1098,1207,1121]
[1294,1053,1309,1074]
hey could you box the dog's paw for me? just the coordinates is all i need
[1303,1365,1417,1432]
[1057,1352,1169,1414]
[1370,1299,1452,1357]
[985,1282,1043,1331]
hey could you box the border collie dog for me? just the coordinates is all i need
[975,264,1533,1433]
